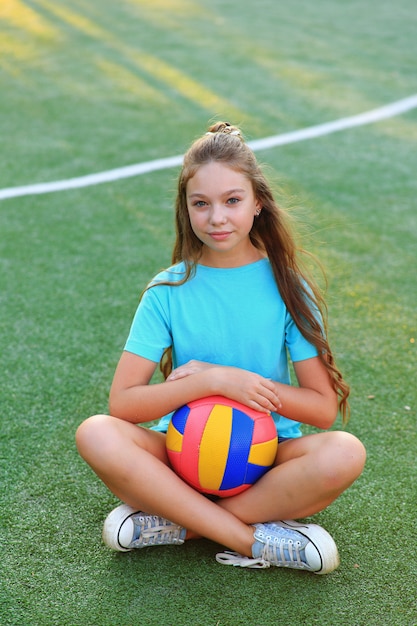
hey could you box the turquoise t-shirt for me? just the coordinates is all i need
[124,259,318,439]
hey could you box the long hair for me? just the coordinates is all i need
[159,121,350,421]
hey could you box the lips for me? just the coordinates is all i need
[209,232,232,241]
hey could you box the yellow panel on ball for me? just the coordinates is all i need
[248,438,278,466]
[166,423,183,453]
[198,404,233,490]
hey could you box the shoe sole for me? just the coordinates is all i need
[280,520,340,574]
[102,503,139,552]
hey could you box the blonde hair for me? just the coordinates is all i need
[160,121,350,421]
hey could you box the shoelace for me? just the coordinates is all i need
[215,551,271,568]
[130,514,184,548]
[216,538,307,569]
[262,537,307,568]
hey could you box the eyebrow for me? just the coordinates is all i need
[187,188,247,198]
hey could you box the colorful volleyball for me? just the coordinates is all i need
[166,395,278,497]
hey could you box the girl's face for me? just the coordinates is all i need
[186,161,262,267]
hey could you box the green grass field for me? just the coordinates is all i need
[1,1,416,624]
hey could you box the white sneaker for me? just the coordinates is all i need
[216,520,339,574]
[102,504,186,552]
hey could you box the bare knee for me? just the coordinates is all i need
[334,430,366,477]
[76,413,168,469]
[75,414,115,462]
[320,431,366,491]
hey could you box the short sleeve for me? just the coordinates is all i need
[124,287,172,363]
[285,310,319,362]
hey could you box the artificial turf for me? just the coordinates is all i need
[1,1,416,624]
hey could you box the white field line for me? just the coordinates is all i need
[1,94,416,201]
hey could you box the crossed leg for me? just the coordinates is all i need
[76,414,366,557]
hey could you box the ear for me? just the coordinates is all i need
[254,199,262,216]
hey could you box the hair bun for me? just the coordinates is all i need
[206,121,242,137]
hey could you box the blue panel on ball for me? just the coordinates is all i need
[220,409,254,490]
[245,462,270,485]
[171,404,190,435]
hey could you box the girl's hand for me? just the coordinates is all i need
[168,361,281,414]
[166,360,214,381]
[209,366,282,414]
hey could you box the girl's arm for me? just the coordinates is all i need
[169,356,339,430]
[273,356,339,429]
[109,351,211,423]
[109,352,336,429]
[109,351,280,423]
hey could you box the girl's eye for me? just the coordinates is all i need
[193,200,207,207]
[227,197,240,205]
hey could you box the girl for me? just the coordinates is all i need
[76,122,366,574]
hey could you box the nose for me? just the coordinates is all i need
[209,203,227,225]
